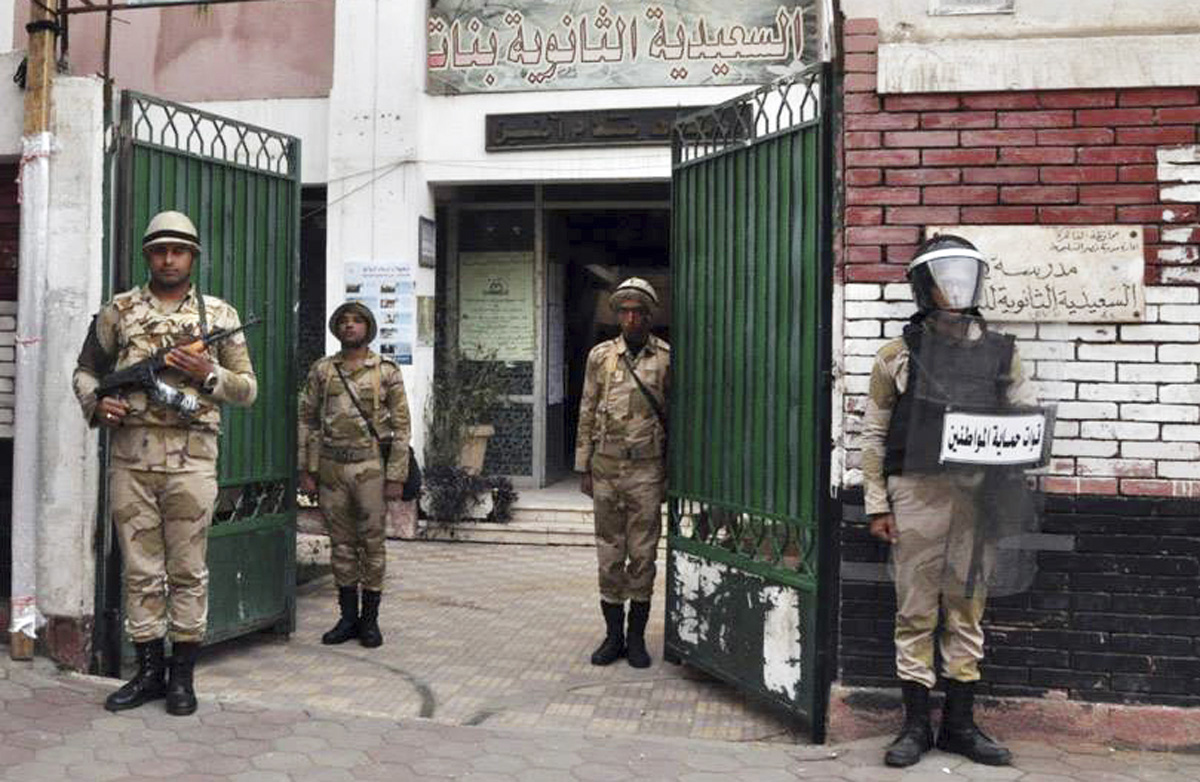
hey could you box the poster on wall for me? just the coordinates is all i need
[344,261,417,364]
[929,225,1145,323]
[459,251,535,361]
[427,0,822,94]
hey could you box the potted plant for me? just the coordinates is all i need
[424,346,506,475]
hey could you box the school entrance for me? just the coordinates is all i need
[437,182,670,489]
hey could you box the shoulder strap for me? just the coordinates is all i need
[333,362,383,445]
[620,350,667,430]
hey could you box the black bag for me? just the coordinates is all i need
[401,446,422,502]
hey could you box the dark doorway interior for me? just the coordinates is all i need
[298,186,327,381]
[547,208,670,475]
[0,161,18,600]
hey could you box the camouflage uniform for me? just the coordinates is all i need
[73,285,257,643]
[860,335,1036,689]
[298,352,410,591]
[575,335,670,603]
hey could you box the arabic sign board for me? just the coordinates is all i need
[428,1,821,94]
[459,251,536,362]
[487,107,705,151]
[939,409,1052,467]
[929,225,1145,323]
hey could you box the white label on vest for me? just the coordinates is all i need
[939,410,1047,466]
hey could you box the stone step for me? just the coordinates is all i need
[416,514,594,547]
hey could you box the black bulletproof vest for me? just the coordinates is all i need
[883,320,1015,476]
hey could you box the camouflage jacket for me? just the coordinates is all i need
[298,351,411,483]
[72,284,257,472]
[859,334,1038,517]
[575,335,671,471]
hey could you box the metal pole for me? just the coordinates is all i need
[10,1,58,660]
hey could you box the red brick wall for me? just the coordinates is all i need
[0,163,16,301]
[839,17,1200,286]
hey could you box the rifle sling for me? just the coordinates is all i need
[333,362,389,464]
[620,350,667,431]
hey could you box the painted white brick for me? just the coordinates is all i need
[1159,461,1200,480]
[1120,363,1196,383]
[0,333,13,346]
[1078,383,1156,403]
[845,283,882,300]
[0,301,18,316]
[1163,424,1200,441]
[1142,302,1200,321]
[844,375,871,395]
[1157,147,1200,178]
[993,323,1038,339]
[1121,403,1200,423]
[844,355,877,374]
[1047,457,1076,476]
[1035,362,1115,382]
[1123,441,1200,460]
[1037,324,1117,342]
[0,364,14,378]
[1018,341,1075,361]
[1032,381,1076,401]
[1158,246,1200,264]
[1142,305,1160,324]
[1162,226,1200,244]
[1081,421,1158,440]
[0,409,11,425]
[0,317,15,331]
[0,348,14,363]
[883,321,907,338]
[845,450,863,470]
[1159,343,1200,363]
[1160,384,1200,404]
[845,339,889,356]
[1056,402,1118,420]
[845,396,867,414]
[1076,458,1156,477]
[1146,286,1200,304]
[845,320,882,338]
[1053,439,1119,458]
[1161,267,1200,285]
[1162,184,1200,202]
[1121,324,1200,342]
[0,378,13,393]
[1054,420,1079,438]
[883,283,912,301]
[845,301,918,320]
[1077,344,1152,362]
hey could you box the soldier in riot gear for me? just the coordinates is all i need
[576,277,670,669]
[73,210,258,715]
[859,234,1040,768]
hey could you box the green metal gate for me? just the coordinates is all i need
[95,92,300,673]
[665,65,835,738]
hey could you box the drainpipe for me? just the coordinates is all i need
[9,4,58,660]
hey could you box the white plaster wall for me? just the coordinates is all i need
[0,0,13,53]
[190,98,330,185]
[842,0,1200,42]
[36,75,105,619]
[0,50,23,156]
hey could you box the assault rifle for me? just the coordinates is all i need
[96,317,261,418]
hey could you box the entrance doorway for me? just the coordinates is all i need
[547,206,670,485]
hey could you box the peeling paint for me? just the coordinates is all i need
[1161,184,1200,203]
[670,550,728,645]
[1161,226,1200,244]
[762,585,803,700]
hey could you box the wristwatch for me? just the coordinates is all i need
[201,371,219,394]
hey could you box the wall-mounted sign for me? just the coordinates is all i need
[344,261,417,364]
[419,216,437,268]
[459,251,535,361]
[428,1,821,94]
[487,106,704,150]
[929,225,1145,323]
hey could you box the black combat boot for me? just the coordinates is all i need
[322,586,360,645]
[626,600,652,669]
[937,679,1012,766]
[104,639,167,712]
[590,601,626,665]
[884,681,934,767]
[359,590,384,648]
[165,641,201,716]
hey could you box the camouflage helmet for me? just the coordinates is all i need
[329,301,377,344]
[609,277,658,314]
[142,210,201,254]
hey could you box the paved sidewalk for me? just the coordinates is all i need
[2,653,1199,781]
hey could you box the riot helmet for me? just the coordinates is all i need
[142,210,201,254]
[610,277,658,314]
[907,234,986,313]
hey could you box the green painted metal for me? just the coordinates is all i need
[103,92,300,658]
[665,65,832,737]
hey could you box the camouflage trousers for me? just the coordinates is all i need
[110,465,218,643]
[319,456,387,591]
[887,473,994,689]
[591,454,665,603]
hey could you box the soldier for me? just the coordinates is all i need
[73,211,258,715]
[860,234,1039,767]
[575,277,670,669]
[298,301,411,649]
